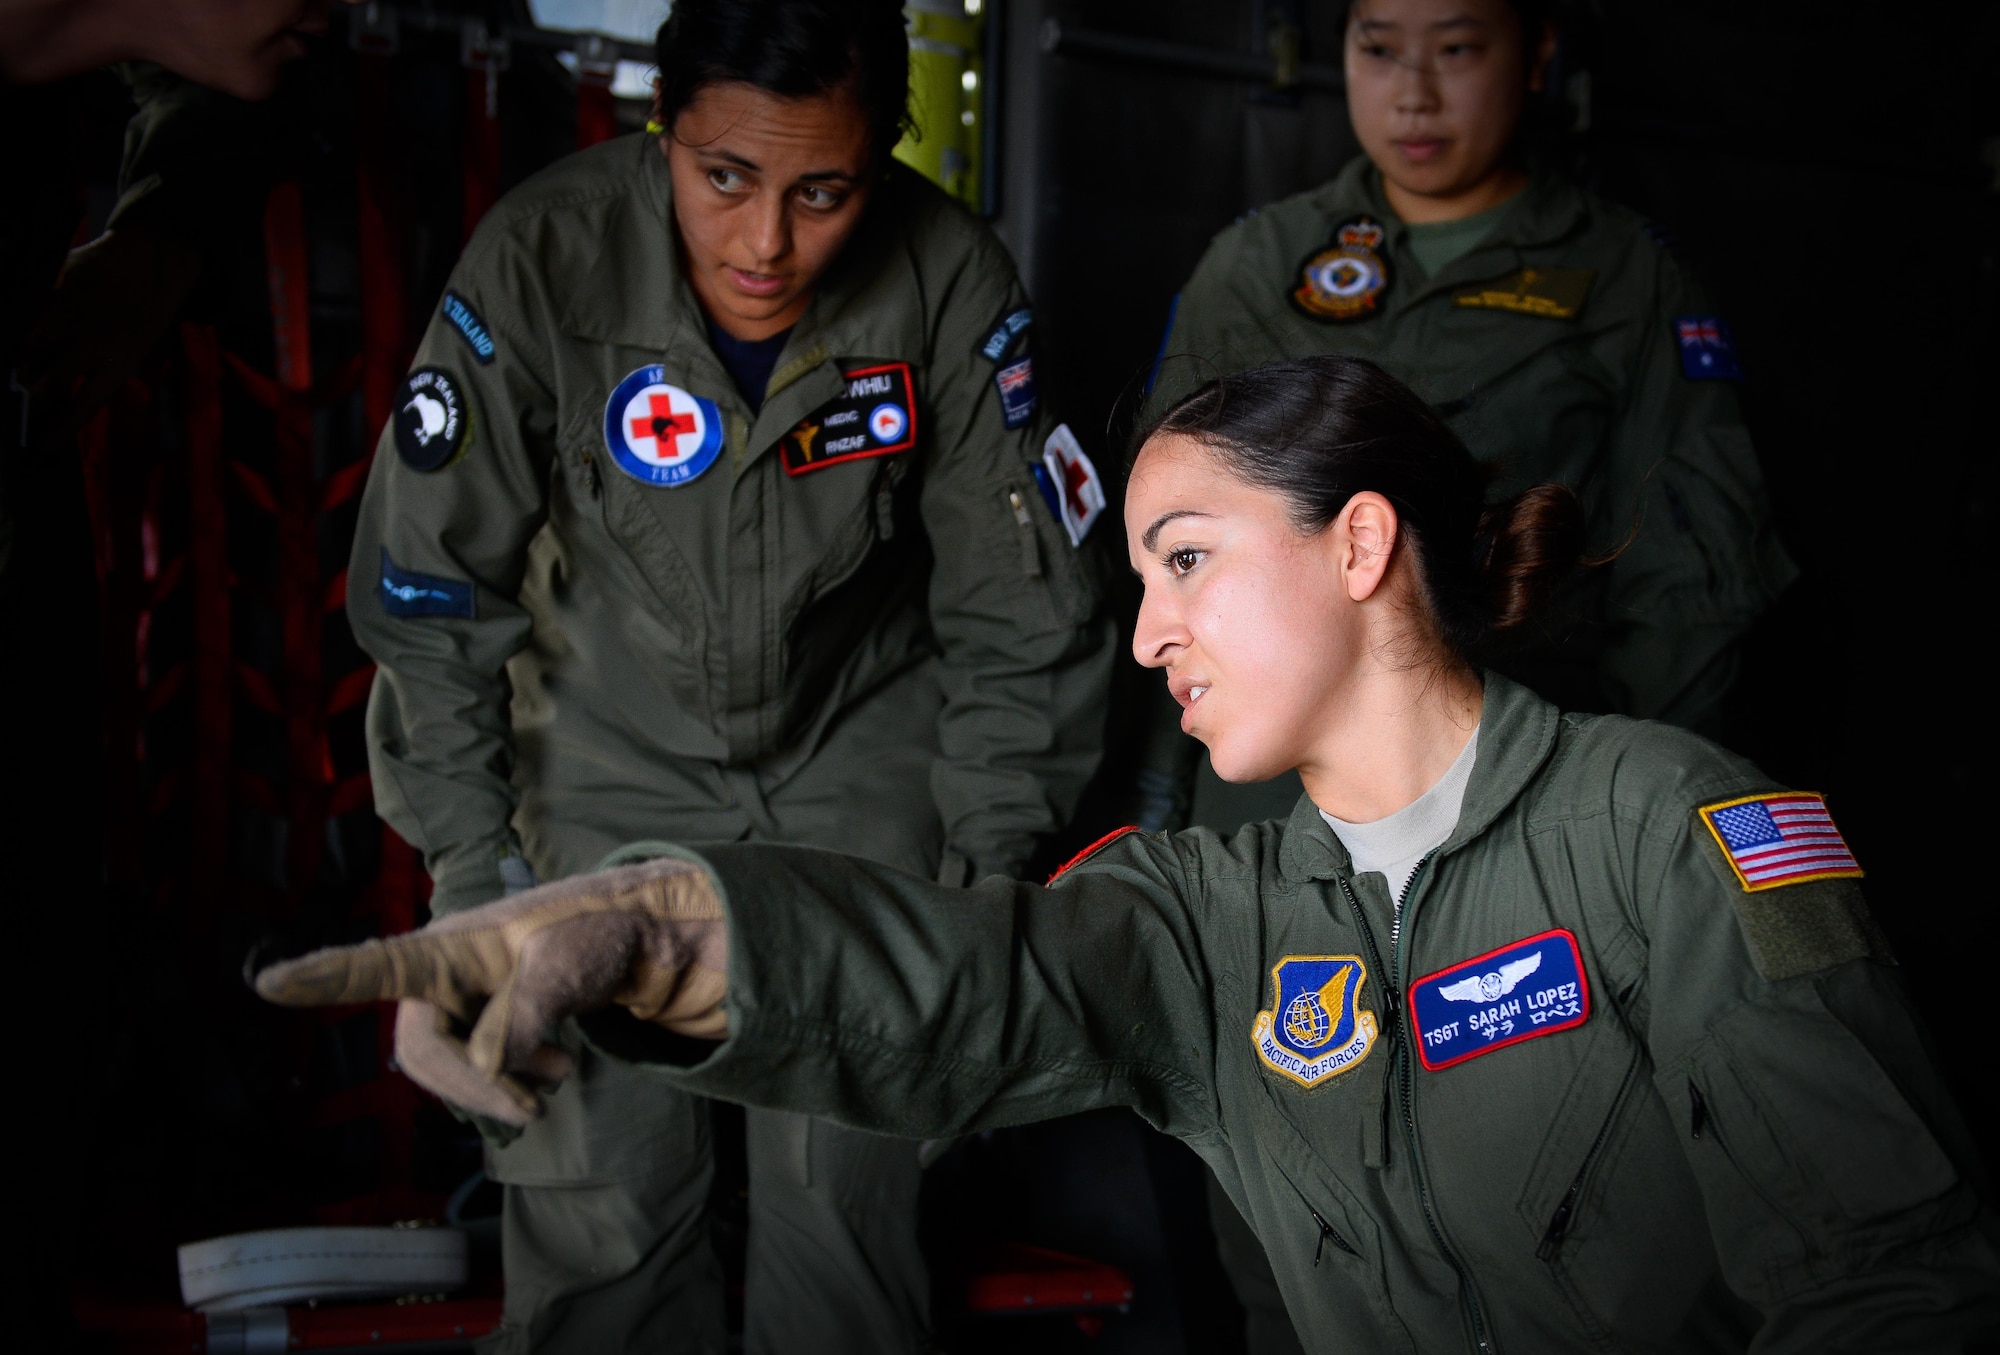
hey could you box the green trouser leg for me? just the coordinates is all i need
[479,1035,724,1355]
[1205,1165,1306,1355]
[742,1109,930,1355]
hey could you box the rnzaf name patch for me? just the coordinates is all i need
[1699,792,1862,892]
[781,362,919,475]
[1410,929,1588,1071]
[603,366,724,487]
[1252,956,1378,1088]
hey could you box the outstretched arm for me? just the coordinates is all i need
[258,834,1222,1141]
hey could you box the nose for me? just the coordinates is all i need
[1131,580,1186,671]
[1390,54,1440,113]
[745,192,792,265]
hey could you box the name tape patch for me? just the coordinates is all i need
[603,366,724,487]
[995,356,1038,429]
[1676,315,1742,381]
[441,291,495,364]
[379,549,474,619]
[395,368,469,472]
[1252,955,1379,1088]
[979,307,1033,363]
[1453,266,1595,321]
[1033,424,1105,546]
[1410,929,1589,1072]
[781,362,918,475]
[1699,791,1862,892]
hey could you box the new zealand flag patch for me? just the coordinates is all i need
[994,357,1037,429]
[1675,316,1742,381]
[780,362,918,475]
[1409,929,1589,1071]
[379,549,475,618]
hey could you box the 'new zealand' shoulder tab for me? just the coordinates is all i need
[1047,825,1140,883]
[1675,316,1742,381]
[379,549,474,619]
[1253,956,1379,1087]
[441,291,496,364]
[1698,792,1862,892]
[1033,424,1105,546]
[1410,929,1588,1071]
[979,307,1033,364]
[1453,266,1595,320]
[604,367,725,487]
[781,362,919,475]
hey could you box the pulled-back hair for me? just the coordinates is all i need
[654,0,913,165]
[1143,356,1585,664]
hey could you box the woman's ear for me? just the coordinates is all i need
[1527,19,1558,94]
[1339,492,1400,603]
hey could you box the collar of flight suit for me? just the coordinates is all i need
[1311,155,1593,305]
[559,139,928,474]
[1276,672,1562,884]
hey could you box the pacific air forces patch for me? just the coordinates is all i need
[782,362,919,475]
[1291,215,1391,323]
[1252,956,1377,1087]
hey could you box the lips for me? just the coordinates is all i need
[726,266,788,298]
[1167,676,1210,710]
[1392,137,1449,164]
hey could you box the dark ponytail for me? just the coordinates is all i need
[1142,356,1586,665]
[654,0,913,166]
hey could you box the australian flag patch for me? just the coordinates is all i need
[1675,315,1742,381]
[1698,792,1862,892]
[1409,929,1589,1071]
[379,549,475,618]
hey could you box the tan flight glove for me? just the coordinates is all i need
[255,858,728,1126]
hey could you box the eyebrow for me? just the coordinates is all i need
[1141,509,1214,553]
[1354,14,1482,31]
[696,147,862,184]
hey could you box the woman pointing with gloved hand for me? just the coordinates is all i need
[279,357,1998,1353]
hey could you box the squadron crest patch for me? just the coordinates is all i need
[1409,929,1589,1071]
[1252,956,1378,1087]
[603,366,724,486]
[394,368,469,472]
[780,362,919,475]
[1291,215,1391,323]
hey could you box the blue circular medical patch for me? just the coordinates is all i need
[602,365,724,487]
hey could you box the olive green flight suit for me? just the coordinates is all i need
[602,674,2000,1354]
[348,135,1112,1353]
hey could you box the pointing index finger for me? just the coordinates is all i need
[254,933,468,1008]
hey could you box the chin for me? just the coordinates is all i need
[1204,733,1292,786]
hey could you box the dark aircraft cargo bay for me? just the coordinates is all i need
[4,1,1996,1352]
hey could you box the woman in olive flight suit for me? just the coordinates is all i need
[344,1,1112,1351]
[1144,4,1799,1337]
[268,356,2000,1355]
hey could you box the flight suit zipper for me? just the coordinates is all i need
[1310,1207,1357,1265]
[1350,859,1501,1355]
[1537,1051,1643,1260]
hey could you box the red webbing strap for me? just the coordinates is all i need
[263,182,328,915]
[355,52,405,440]
[183,324,231,925]
[77,384,155,896]
[462,56,502,243]
[576,65,618,148]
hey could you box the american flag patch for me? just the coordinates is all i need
[1698,792,1862,892]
